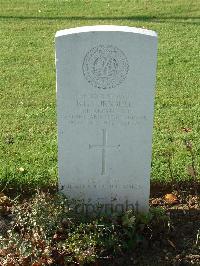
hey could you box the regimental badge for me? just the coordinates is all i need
[82,45,129,89]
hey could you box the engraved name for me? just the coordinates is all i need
[65,93,137,126]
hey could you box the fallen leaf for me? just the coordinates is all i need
[182,127,192,133]
[151,198,163,206]
[53,233,58,240]
[185,140,192,150]
[167,239,176,249]
[0,248,7,256]
[0,192,6,197]
[4,261,15,266]
[18,167,25,172]
[0,193,10,206]
[164,193,179,204]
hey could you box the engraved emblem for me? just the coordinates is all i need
[82,45,129,89]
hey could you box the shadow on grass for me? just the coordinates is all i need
[0,15,199,24]
[1,179,200,199]
[150,180,200,197]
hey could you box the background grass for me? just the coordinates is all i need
[0,0,199,191]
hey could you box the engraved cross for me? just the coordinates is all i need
[89,129,120,175]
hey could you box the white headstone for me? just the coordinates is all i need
[55,25,157,214]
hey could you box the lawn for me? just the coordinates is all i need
[0,0,199,191]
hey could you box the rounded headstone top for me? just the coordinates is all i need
[55,25,157,38]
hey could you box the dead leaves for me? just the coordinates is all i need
[151,193,179,206]
[151,198,163,206]
[181,127,192,133]
[0,192,10,205]
[164,194,179,205]
[0,192,12,215]
[17,167,27,174]
[0,248,7,257]
[18,167,25,173]
[167,239,176,249]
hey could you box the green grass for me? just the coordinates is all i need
[0,0,199,190]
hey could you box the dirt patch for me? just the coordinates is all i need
[103,193,200,266]
[0,189,199,265]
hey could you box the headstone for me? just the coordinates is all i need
[55,25,157,214]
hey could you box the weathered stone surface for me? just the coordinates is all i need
[55,25,158,214]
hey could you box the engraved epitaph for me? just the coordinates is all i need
[55,26,158,213]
